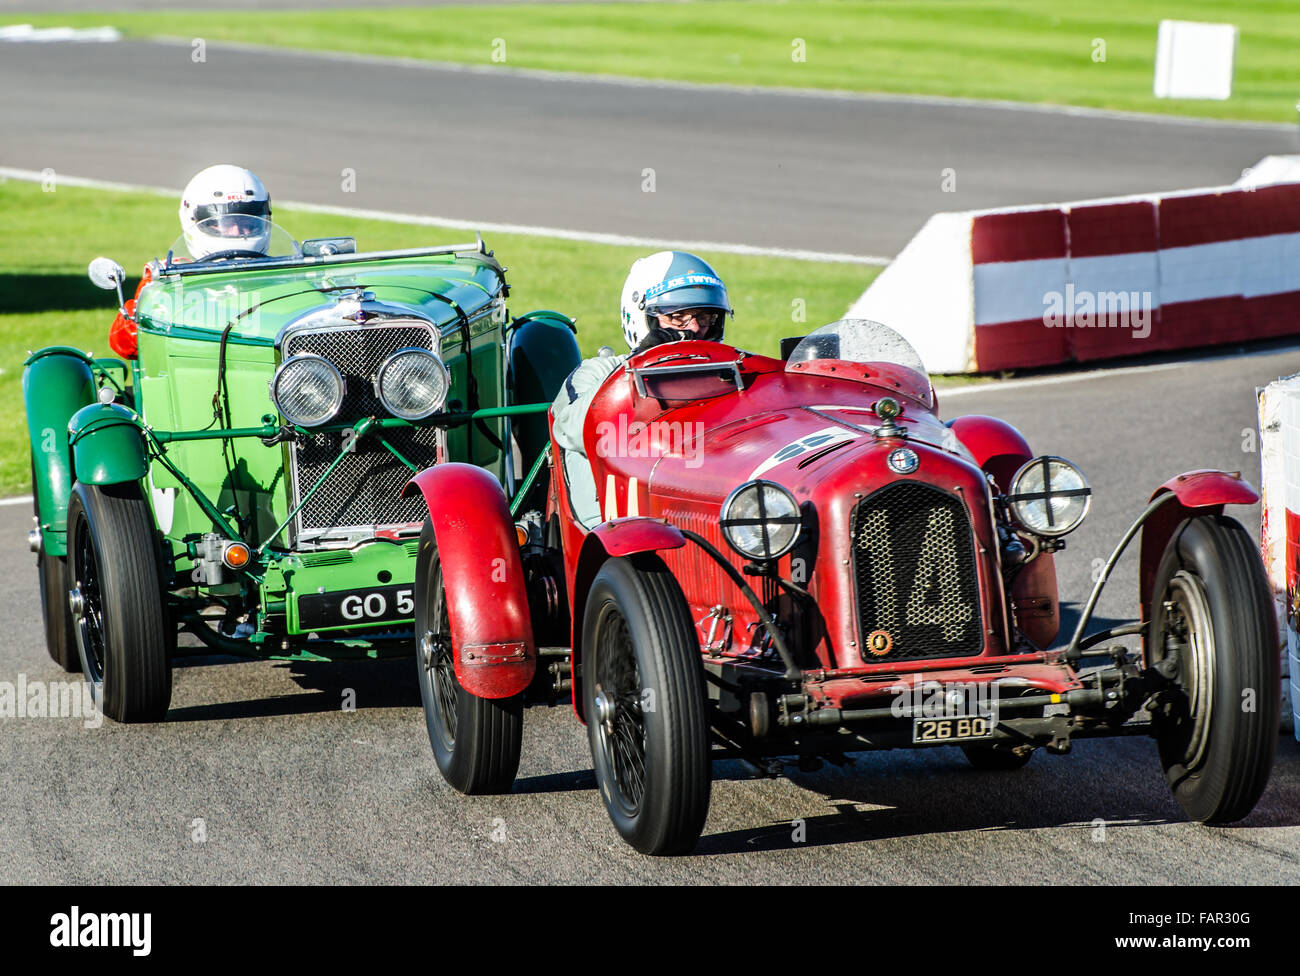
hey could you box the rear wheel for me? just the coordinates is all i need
[1148,515,1278,824]
[582,555,711,855]
[32,461,78,672]
[67,481,171,722]
[414,520,522,794]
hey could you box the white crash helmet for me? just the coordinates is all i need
[179,164,272,260]
[619,251,732,350]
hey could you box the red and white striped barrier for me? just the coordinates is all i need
[1258,376,1299,738]
[850,178,1300,373]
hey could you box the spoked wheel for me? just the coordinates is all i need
[414,519,522,794]
[1148,515,1278,824]
[32,461,79,672]
[67,481,171,723]
[591,608,648,817]
[583,555,710,855]
[962,744,1033,770]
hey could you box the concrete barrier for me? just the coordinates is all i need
[850,178,1300,373]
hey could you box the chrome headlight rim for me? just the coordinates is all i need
[1006,454,1092,537]
[719,479,803,562]
[269,353,345,428]
[374,346,451,422]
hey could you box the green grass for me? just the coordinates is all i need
[9,1,1300,121]
[0,177,874,496]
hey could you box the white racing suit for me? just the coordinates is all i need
[551,349,626,529]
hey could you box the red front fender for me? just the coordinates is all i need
[590,517,686,557]
[1138,469,1260,633]
[403,463,536,699]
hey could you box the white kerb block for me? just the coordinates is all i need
[1154,20,1237,100]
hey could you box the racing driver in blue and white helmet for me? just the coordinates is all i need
[552,251,733,527]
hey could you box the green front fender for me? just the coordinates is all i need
[24,347,97,557]
[68,402,150,488]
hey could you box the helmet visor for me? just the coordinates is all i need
[192,199,272,222]
[196,213,268,239]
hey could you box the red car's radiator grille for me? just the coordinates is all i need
[849,482,984,661]
[282,322,441,542]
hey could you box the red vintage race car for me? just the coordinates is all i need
[404,319,1278,855]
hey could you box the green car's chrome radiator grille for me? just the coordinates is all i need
[282,321,441,542]
[849,482,984,662]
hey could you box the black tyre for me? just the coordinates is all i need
[962,744,1033,770]
[32,461,79,672]
[582,555,711,855]
[67,481,171,722]
[414,520,522,794]
[1148,515,1278,824]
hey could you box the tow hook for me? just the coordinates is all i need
[1045,735,1072,755]
[1044,715,1072,754]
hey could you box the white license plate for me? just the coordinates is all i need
[912,715,995,743]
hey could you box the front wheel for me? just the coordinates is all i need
[1148,515,1278,824]
[582,554,711,855]
[414,520,522,794]
[67,481,171,722]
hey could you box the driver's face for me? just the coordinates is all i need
[208,214,261,238]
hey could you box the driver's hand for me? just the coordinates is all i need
[633,327,693,355]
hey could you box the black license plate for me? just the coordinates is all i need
[297,583,416,630]
[912,715,995,744]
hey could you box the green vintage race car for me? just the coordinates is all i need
[24,217,579,722]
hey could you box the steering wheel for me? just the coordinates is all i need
[200,249,267,262]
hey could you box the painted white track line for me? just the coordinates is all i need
[0,166,889,266]
[0,495,34,507]
[0,24,119,42]
[156,37,1297,134]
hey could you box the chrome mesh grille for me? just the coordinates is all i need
[282,321,441,540]
[849,482,984,661]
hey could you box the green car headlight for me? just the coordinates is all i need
[375,347,450,421]
[720,479,802,561]
[270,354,344,427]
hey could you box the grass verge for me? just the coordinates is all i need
[0,177,874,496]
[8,1,1300,122]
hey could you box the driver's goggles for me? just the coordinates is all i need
[655,307,721,327]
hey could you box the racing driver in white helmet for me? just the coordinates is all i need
[178,164,273,260]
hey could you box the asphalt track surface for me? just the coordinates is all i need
[3,341,1299,885]
[0,38,1296,256]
